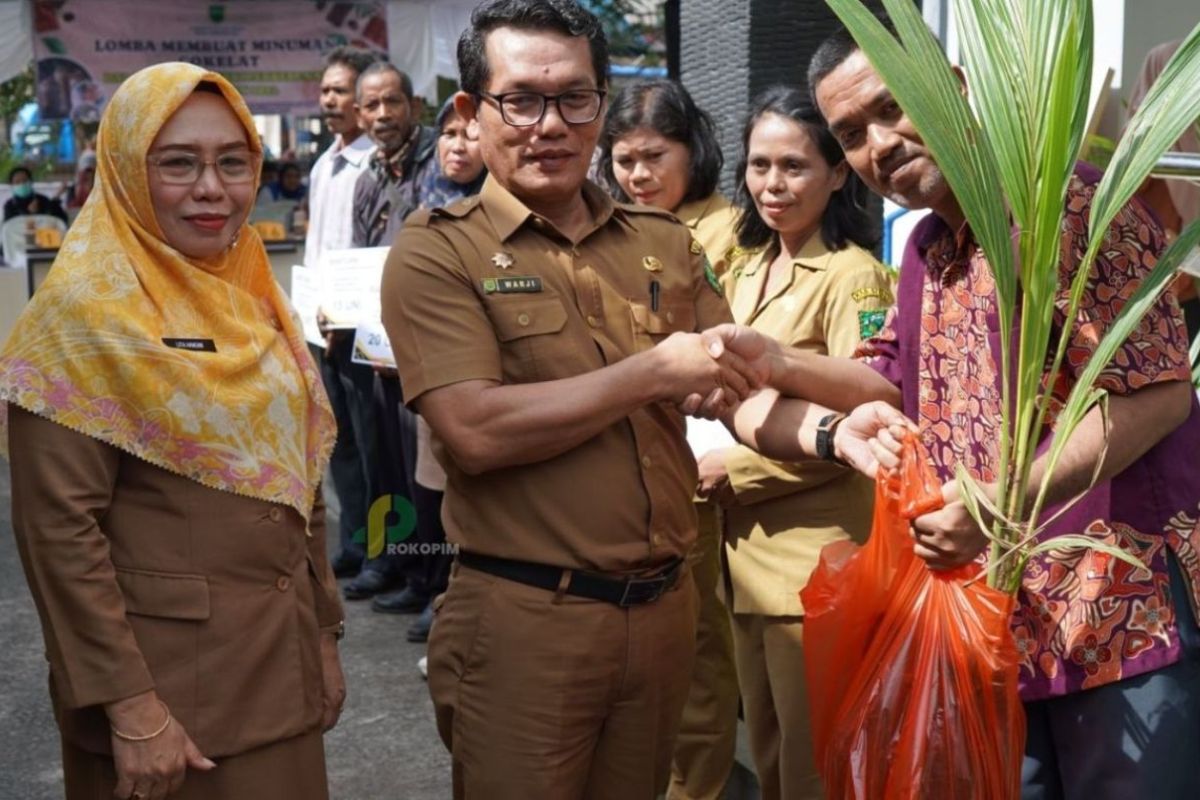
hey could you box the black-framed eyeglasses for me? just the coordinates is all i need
[477,89,606,127]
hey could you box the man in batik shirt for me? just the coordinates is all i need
[709,24,1200,800]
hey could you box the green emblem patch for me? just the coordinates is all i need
[858,309,887,340]
[703,256,722,297]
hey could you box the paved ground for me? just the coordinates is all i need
[0,465,760,799]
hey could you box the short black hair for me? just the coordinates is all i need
[807,12,899,108]
[457,0,609,96]
[8,166,32,183]
[355,61,414,102]
[324,45,378,78]
[734,85,877,252]
[596,79,723,207]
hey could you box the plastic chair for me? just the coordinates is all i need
[252,220,287,241]
[2,214,67,269]
[250,200,298,225]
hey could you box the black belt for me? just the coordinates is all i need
[458,551,684,607]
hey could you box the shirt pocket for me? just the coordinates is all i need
[630,297,697,350]
[485,293,570,383]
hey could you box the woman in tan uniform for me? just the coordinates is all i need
[0,63,343,800]
[599,79,739,275]
[598,79,741,800]
[702,86,893,800]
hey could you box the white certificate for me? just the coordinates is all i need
[316,247,390,329]
[289,265,326,348]
[351,320,396,368]
[686,417,737,459]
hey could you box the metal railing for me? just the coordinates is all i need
[1151,151,1200,182]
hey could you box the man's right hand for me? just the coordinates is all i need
[650,331,763,406]
[700,324,778,385]
[107,690,216,799]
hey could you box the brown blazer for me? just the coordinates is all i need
[7,405,343,758]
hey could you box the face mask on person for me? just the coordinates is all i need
[12,183,33,199]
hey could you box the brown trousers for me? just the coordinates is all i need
[61,728,328,800]
[667,503,740,800]
[730,614,822,800]
[428,561,697,799]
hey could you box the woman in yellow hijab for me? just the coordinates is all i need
[1,63,342,800]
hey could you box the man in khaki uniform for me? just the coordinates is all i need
[380,1,760,797]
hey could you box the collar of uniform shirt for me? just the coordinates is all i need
[480,177,638,244]
[371,125,422,182]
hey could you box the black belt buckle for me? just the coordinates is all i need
[618,575,668,607]
[616,560,681,607]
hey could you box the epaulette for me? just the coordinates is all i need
[407,195,482,228]
[616,201,685,223]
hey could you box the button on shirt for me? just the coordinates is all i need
[381,177,734,573]
[303,133,375,266]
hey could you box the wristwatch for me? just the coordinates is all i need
[815,412,849,466]
[332,620,346,642]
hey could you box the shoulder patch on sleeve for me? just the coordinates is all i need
[703,255,722,296]
[850,285,895,305]
[858,309,888,340]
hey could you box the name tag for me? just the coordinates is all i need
[162,337,217,352]
[483,276,543,294]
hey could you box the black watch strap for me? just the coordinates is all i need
[816,412,848,466]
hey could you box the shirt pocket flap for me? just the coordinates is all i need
[491,295,569,342]
[631,300,696,335]
[115,567,211,621]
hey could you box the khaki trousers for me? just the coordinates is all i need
[667,503,739,800]
[62,728,328,800]
[428,561,697,799]
[730,614,822,800]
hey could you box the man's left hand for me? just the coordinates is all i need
[833,401,914,478]
[910,481,990,570]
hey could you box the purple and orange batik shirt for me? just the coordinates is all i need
[856,166,1200,700]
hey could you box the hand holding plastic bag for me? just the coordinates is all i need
[800,431,1023,799]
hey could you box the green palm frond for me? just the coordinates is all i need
[827,0,1200,590]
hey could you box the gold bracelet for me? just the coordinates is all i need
[110,700,172,742]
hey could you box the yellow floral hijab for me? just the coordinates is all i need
[0,63,334,521]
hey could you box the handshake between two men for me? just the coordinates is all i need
[651,322,997,574]
[656,321,910,486]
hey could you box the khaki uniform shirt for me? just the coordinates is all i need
[722,234,894,616]
[675,192,740,276]
[382,177,733,572]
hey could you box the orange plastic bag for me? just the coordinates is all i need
[800,431,1024,800]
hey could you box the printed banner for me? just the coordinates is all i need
[32,0,387,119]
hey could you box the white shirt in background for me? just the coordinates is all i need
[304,132,375,266]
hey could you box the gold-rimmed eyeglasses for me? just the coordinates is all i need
[147,150,262,185]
